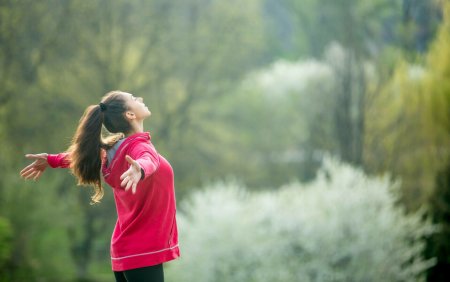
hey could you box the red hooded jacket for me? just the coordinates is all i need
[47,132,180,271]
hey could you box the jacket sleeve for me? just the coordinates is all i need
[47,153,70,168]
[128,145,159,180]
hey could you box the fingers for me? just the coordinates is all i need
[20,170,31,179]
[120,156,141,194]
[21,167,37,179]
[20,160,46,179]
[120,166,132,181]
[24,170,38,180]
[125,178,133,191]
[21,154,48,180]
[122,176,136,193]
[22,170,42,181]
[33,171,42,181]
[20,164,35,176]
[123,179,138,194]
[120,171,138,194]
[120,174,129,187]
[120,171,136,188]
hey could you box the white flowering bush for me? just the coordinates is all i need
[166,158,435,282]
[250,58,334,99]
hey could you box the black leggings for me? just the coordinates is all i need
[114,264,164,282]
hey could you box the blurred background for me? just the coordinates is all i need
[0,0,449,281]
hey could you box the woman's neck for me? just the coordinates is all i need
[126,120,145,137]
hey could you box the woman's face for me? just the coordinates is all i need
[123,92,151,120]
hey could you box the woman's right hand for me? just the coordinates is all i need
[20,153,49,181]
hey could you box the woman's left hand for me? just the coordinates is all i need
[120,155,143,194]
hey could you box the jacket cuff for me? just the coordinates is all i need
[47,153,70,168]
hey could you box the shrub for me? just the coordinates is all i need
[167,158,435,282]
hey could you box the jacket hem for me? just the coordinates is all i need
[111,246,180,271]
[111,244,179,260]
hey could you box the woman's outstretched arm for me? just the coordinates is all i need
[20,152,70,180]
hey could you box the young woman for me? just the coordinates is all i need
[20,90,180,282]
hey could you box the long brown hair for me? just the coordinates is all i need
[68,91,132,204]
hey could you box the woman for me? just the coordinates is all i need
[20,90,180,282]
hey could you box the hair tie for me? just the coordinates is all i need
[99,102,107,112]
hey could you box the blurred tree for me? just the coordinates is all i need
[364,62,435,210]
[272,0,441,169]
[269,0,440,58]
[0,1,85,280]
[363,2,449,279]
[364,1,448,211]
[279,0,401,167]
[401,0,442,53]
[422,2,450,280]
[0,0,81,153]
[146,0,268,193]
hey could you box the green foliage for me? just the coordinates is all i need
[424,1,450,136]
[364,1,449,211]
[422,2,450,280]
[280,0,402,58]
[1,172,79,281]
[0,217,12,271]
[364,62,436,210]
[167,158,435,282]
[363,2,450,280]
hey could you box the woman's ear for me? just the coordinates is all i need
[125,111,136,120]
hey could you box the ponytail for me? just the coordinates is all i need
[67,91,131,204]
[68,104,105,204]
